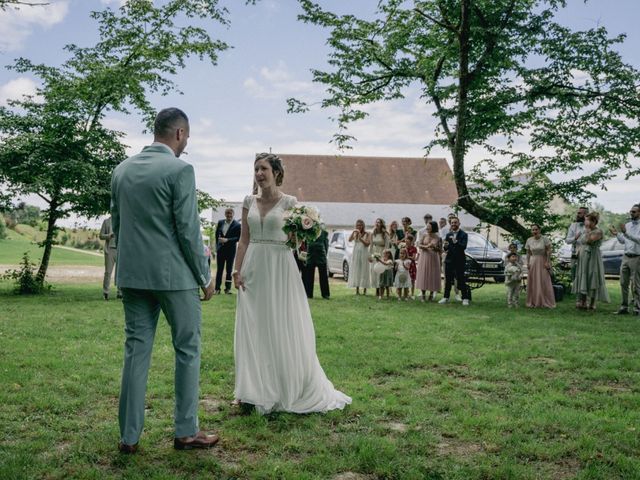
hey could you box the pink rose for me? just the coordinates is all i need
[301,216,314,230]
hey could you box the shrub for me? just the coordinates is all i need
[1,252,50,294]
[0,214,6,239]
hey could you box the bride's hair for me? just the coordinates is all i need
[255,152,285,186]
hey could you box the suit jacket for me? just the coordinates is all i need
[215,219,241,253]
[443,229,468,263]
[99,217,117,250]
[110,144,211,290]
[305,230,329,266]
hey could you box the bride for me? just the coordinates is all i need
[232,153,352,414]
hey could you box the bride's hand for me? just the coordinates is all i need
[233,272,245,291]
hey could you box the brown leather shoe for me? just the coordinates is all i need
[118,442,138,454]
[174,431,219,450]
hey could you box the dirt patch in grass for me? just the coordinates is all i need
[333,473,376,480]
[546,457,582,479]
[436,439,483,457]
[384,422,408,433]
[200,396,224,413]
[528,356,558,364]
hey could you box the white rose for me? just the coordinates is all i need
[301,216,314,230]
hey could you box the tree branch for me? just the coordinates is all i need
[36,192,51,204]
[414,7,458,34]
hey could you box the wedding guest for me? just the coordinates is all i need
[388,220,401,259]
[401,217,416,238]
[215,208,241,294]
[504,253,523,308]
[348,219,371,295]
[439,217,471,306]
[417,213,433,245]
[565,206,588,284]
[370,218,391,288]
[375,249,394,300]
[508,242,524,267]
[404,234,418,299]
[610,203,640,315]
[415,221,442,302]
[394,248,412,301]
[572,212,609,310]
[438,217,448,240]
[99,216,122,300]
[525,224,556,308]
[302,228,330,299]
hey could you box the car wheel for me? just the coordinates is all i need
[342,261,349,282]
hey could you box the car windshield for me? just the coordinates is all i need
[466,233,495,249]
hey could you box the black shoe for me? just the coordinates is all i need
[615,307,629,315]
[224,290,232,295]
[118,442,138,454]
[116,292,123,299]
[322,296,330,300]
[103,293,109,301]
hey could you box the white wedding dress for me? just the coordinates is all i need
[234,194,352,414]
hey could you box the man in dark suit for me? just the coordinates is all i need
[302,228,330,299]
[439,217,471,306]
[215,208,241,294]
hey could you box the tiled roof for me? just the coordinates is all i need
[270,154,457,205]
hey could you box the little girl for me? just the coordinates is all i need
[404,234,418,299]
[394,248,413,301]
[376,249,394,300]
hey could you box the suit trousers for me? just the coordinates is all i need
[443,258,470,300]
[103,247,121,295]
[302,262,330,299]
[215,249,235,292]
[620,255,640,312]
[119,288,201,445]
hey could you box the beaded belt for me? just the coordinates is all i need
[250,239,288,246]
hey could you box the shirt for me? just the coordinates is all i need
[222,220,231,235]
[565,221,585,255]
[617,220,640,256]
[439,225,449,240]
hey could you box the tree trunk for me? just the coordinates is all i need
[449,0,529,243]
[36,199,59,285]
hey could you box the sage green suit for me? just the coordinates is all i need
[111,144,211,445]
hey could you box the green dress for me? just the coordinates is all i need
[571,228,610,302]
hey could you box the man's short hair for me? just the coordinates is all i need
[578,206,588,211]
[154,108,189,138]
[225,208,234,214]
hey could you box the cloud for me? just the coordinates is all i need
[0,0,69,51]
[0,76,38,106]
[100,0,129,7]
[243,60,320,100]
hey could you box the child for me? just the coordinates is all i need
[405,234,418,299]
[504,252,523,308]
[508,242,523,267]
[394,248,413,301]
[376,250,394,300]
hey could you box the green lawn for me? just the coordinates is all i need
[0,230,103,267]
[1,280,638,479]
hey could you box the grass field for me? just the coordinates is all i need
[0,230,103,267]
[1,280,638,479]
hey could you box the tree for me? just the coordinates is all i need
[0,1,48,9]
[292,0,640,242]
[0,0,245,286]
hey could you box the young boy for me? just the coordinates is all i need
[505,252,523,308]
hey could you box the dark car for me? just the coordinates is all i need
[600,237,625,277]
[463,232,506,284]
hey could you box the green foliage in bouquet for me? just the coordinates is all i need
[282,205,322,249]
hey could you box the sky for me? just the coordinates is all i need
[0,0,638,226]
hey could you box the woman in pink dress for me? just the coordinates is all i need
[415,221,442,301]
[525,224,556,308]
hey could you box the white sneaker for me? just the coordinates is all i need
[438,298,449,304]
[462,299,470,306]
[455,294,462,302]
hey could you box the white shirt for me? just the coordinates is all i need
[439,225,449,240]
[222,220,231,235]
[617,220,640,256]
[417,227,428,245]
[565,221,585,254]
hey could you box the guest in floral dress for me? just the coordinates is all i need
[415,221,442,301]
[388,221,401,259]
[572,212,610,310]
[347,219,371,295]
[404,234,418,299]
[525,224,556,308]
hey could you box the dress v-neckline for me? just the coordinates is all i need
[255,194,285,226]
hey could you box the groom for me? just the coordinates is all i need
[111,107,218,453]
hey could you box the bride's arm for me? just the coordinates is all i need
[233,206,251,290]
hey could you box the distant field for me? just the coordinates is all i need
[0,230,103,267]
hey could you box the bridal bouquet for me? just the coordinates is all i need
[282,204,322,249]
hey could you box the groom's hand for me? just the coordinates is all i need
[201,282,215,301]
